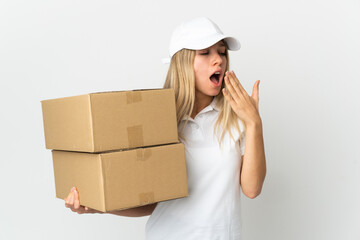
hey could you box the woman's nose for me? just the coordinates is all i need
[212,52,223,66]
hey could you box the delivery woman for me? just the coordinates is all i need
[65,17,266,240]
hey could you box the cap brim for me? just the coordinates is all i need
[169,34,241,57]
[182,35,241,52]
[223,36,241,51]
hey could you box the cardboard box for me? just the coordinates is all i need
[52,143,188,212]
[41,89,178,152]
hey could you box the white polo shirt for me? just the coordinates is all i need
[145,97,246,240]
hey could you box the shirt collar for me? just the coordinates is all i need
[181,96,220,121]
[210,96,220,111]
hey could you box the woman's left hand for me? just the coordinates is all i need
[222,71,261,126]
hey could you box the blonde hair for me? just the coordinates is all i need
[163,46,244,146]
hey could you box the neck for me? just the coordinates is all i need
[191,91,213,119]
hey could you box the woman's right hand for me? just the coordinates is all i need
[64,187,102,214]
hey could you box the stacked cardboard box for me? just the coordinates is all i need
[41,89,188,212]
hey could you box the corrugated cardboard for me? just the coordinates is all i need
[41,89,178,152]
[52,143,188,212]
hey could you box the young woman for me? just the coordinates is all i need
[65,17,266,240]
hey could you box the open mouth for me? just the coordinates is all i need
[210,71,221,85]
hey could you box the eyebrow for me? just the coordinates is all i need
[218,44,226,49]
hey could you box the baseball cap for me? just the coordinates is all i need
[163,17,240,63]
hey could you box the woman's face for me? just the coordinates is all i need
[193,41,227,99]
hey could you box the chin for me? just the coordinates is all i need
[207,89,221,97]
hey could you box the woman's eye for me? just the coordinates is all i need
[219,52,226,56]
[200,52,209,55]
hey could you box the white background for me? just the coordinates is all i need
[1,0,359,239]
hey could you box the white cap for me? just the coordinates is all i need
[168,17,241,59]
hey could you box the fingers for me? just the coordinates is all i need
[69,189,75,205]
[224,74,241,103]
[251,80,260,110]
[64,187,85,214]
[64,187,74,208]
[84,206,101,214]
[251,80,260,99]
[227,71,247,95]
[74,188,80,210]
[64,187,75,209]
[72,188,87,214]
[222,88,234,106]
[63,187,100,214]
[224,71,248,104]
[223,71,261,113]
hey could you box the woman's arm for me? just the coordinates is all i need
[108,203,157,217]
[222,71,267,199]
[65,187,157,216]
[239,120,266,198]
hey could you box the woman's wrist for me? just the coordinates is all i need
[244,117,262,130]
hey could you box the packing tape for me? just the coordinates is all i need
[136,148,152,161]
[127,125,144,147]
[139,192,154,205]
[126,91,142,104]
